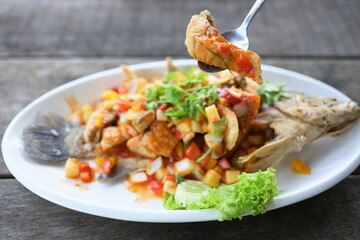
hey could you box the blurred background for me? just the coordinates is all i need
[1,0,359,57]
[1,0,360,239]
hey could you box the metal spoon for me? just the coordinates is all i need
[198,0,267,72]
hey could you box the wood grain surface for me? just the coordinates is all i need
[0,0,359,57]
[1,176,359,239]
[1,0,359,239]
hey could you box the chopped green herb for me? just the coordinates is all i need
[200,42,231,72]
[257,81,290,104]
[212,118,228,137]
[196,148,212,163]
[145,68,219,119]
[175,174,184,184]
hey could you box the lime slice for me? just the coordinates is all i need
[174,180,211,207]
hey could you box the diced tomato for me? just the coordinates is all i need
[80,172,92,183]
[120,150,133,158]
[199,158,209,168]
[236,57,254,77]
[149,180,164,196]
[79,162,91,173]
[221,88,243,105]
[218,158,231,170]
[218,45,229,54]
[174,129,182,139]
[159,104,168,111]
[162,175,176,183]
[117,99,131,111]
[101,159,112,175]
[184,141,202,161]
[118,85,128,94]
[108,87,119,93]
[147,174,156,182]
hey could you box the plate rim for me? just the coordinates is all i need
[2,59,359,222]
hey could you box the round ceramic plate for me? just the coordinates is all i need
[2,59,360,222]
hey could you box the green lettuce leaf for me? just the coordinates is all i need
[162,168,279,221]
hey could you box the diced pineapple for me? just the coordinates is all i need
[163,180,177,195]
[102,89,120,100]
[202,169,221,187]
[191,119,203,133]
[155,168,169,181]
[128,171,148,183]
[224,170,241,184]
[125,109,142,120]
[205,158,218,169]
[174,158,196,176]
[65,158,80,178]
[94,156,106,167]
[177,119,192,132]
[205,104,221,135]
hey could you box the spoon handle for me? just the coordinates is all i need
[239,0,267,30]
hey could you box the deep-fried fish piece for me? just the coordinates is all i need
[233,93,360,172]
[185,10,262,84]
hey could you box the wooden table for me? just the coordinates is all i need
[1,0,359,239]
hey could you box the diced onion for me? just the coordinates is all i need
[156,109,168,121]
[146,156,163,175]
[233,103,248,117]
[129,171,148,183]
[175,158,195,176]
[204,133,223,149]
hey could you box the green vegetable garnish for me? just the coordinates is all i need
[257,81,290,104]
[212,118,228,137]
[145,69,220,119]
[200,42,231,72]
[163,168,279,221]
[175,174,184,184]
[196,148,212,163]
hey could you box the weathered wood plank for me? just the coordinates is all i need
[0,0,359,57]
[1,176,359,239]
[1,58,359,176]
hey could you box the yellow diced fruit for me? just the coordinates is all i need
[213,165,223,175]
[155,168,169,181]
[175,158,196,176]
[202,169,221,187]
[102,89,120,100]
[224,170,241,184]
[177,119,192,132]
[163,180,177,196]
[205,104,221,135]
[128,171,148,183]
[292,157,312,174]
[125,109,142,120]
[218,98,227,105]
[131,104,142,111]
[94,157,106,167]
[205,158,218,169]
[65,158,80,178]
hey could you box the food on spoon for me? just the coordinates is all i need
[185,10,263,84]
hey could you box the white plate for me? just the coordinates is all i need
[2,59,360,222]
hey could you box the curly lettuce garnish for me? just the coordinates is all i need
[163,168,279,221]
